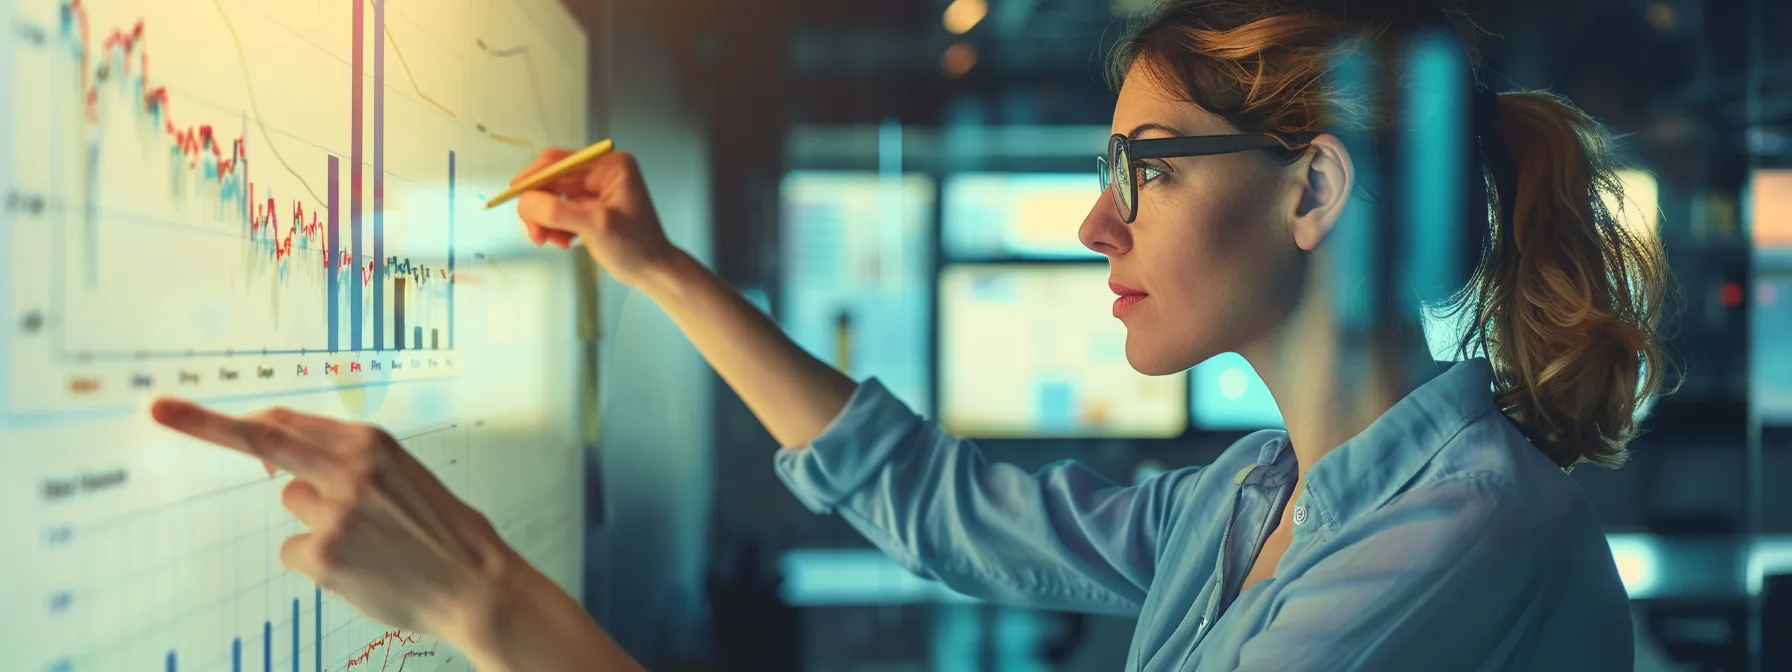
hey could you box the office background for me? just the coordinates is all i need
[568,0,1791,669]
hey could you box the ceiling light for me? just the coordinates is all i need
[942,41,978,78]
[943,0,987,35]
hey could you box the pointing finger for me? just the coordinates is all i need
[151,399,326,478]
[253,406,344,434]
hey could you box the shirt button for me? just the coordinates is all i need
[1292,505,1308,526]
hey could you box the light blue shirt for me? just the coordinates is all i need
[773,358,1634,671]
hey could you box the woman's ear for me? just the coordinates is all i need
[1290,133,1353,251]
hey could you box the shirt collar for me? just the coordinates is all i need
[1288,357,1501,531]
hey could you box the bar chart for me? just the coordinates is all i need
[0,0,591,669]
[0,0,587,417]
[14,416,585,672]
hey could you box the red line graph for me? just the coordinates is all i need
[248,182,326,265]
[71,0,242,175]
[65,0,427,290]
[343,629,432,672]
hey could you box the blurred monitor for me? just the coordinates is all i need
[780,171,936,412]
[1752,170,1792,423]
[1191,353,1284,431]
[1753,169,1792,249]
[942,173,1103,260]
[1602,169,1661,240]
[1188,309,1480,432]
[938,264,1187,437]
[1757,272,1792,423]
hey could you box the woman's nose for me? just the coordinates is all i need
[1079,190,1132,257]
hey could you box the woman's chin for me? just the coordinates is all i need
[1124,339,1199,377]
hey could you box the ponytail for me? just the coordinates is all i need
[1451,90,1673,469]
[1105,0,1674,468]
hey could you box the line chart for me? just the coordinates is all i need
[36,0,457,364]
[206,0,329,209]
[1,0,591,412]
[476,37,557,148]
[374,3,458,120]
[5,7,592,669]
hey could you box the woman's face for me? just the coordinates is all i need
[1080,66,1310,376]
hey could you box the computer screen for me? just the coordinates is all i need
[1752,170,1792,423]
[780,171,935,413]
[1753,169,1792,249]
[1190,353,1284,431]
[937,263,1188,438]
[941,172,1102,260]
[1,0,587,669]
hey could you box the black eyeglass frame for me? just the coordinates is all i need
[1097,133,1314,224]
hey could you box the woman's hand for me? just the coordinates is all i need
[513,147,681,289]
[149,400,515,635]
[149,400,643,671]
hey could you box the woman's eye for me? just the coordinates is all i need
[1139,163,1168,184]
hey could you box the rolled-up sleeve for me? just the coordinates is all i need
[1232,476,1623,672]
[774,378,1205,615]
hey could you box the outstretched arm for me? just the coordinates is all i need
[512,148,856,448]
[149,400,643,672]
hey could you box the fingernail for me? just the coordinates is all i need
[149,398,189,424]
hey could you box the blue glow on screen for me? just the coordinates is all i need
[1191,352,1284,430]
[942,173,1103,260]
[1756,270,1792,423]
[780,171,935,413]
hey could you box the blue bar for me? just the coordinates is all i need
[447,150,455,350]
[1324,45,1379,333]
[314,588,322,672]
[263,621,272,672]
[232,636,242,672]
[372,0,386,351]
[1402,29,1469,312]
[166,650,176,672]
[350,0,364,352]
[292,598,300,672]
[328,156,340,353]
[413,325,422,350]
[393,277,406,351]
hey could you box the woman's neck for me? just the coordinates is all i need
[1239,254,1445,478]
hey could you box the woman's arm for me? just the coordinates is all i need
[449,561,642,672]
[774,379,1224,614]
[514,148,854,447]
[515,148,1224,612]
[147,400,641,672]
[636,248,856,447]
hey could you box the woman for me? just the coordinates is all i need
[152,0,1669,669]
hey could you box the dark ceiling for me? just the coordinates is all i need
[597,0,1789,282]
[618,0,1789,138]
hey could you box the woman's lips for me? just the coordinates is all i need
[1110,282,1148,317]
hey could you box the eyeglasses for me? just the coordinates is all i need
[1097,133,1312,224]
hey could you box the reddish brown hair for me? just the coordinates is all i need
[1110,0,1673,468]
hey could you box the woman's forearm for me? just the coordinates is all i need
[451,561,642,672]
[638,248,857,448]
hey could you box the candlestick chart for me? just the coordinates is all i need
[0,0,592,669]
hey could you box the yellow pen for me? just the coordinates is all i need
[483,138,615,209]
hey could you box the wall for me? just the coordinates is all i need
[581,0,717,664]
